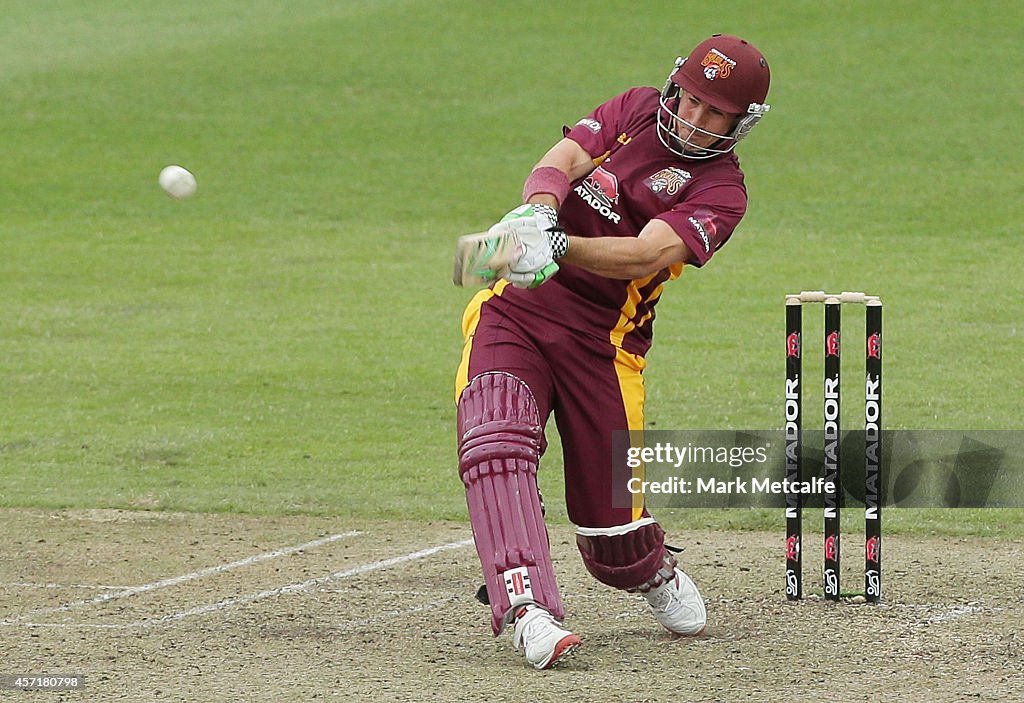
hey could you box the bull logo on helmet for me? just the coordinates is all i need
[701,49,736,81]
[826,331,840,357]
[867,332,881,359]
[787,332,801,358]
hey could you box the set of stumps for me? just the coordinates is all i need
[784,291,882,603]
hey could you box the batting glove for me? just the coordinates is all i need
[489,204,569,289]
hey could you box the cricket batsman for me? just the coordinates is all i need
[454,35,771,669]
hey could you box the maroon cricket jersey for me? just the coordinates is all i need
[497,87,749,356]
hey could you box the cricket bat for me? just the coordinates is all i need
[452,229,521,287]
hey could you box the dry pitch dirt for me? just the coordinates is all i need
[1,509,1022,702]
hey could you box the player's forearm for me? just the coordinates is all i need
[520,139,595,208]
[559,236,665,280]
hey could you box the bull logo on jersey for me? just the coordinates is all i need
[867,332,881,359]
[575,166,622,224]
[826,330,840,357]
[648,167,692,196]
[702,49,737,81]
[583,167,619,206]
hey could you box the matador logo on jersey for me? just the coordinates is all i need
[575,166,622,224]
[702,49,737,81]
[687,208,717,253]
[647,167,692,197]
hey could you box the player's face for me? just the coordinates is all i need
[674,91,739,148]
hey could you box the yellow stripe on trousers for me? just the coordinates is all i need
[454,281,507,403]
[612,346,647,522]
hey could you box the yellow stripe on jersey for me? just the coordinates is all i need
[629,263,685,331]
[609,264,685,348]
[454,280,509,403]
[609,272,657,348]
[612,346,648,522]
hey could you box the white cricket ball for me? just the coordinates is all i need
[159,165,197,199]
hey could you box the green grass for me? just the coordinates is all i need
[1,0,1022,536]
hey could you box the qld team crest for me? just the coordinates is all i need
[647,167,691,197]
[701,49,736,80]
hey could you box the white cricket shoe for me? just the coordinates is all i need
[512,605,582,669]
[642,567,707,636]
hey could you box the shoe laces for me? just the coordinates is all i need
[645,575,679,611]
[514,606,553,647]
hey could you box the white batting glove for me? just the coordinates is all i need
[489,204,569,289]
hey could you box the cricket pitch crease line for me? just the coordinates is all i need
[10,536,474,630]
[141,537,475,627]
[2,530,362,625]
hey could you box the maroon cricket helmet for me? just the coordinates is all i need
[657,34,772,160]
[670,34,770,115]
